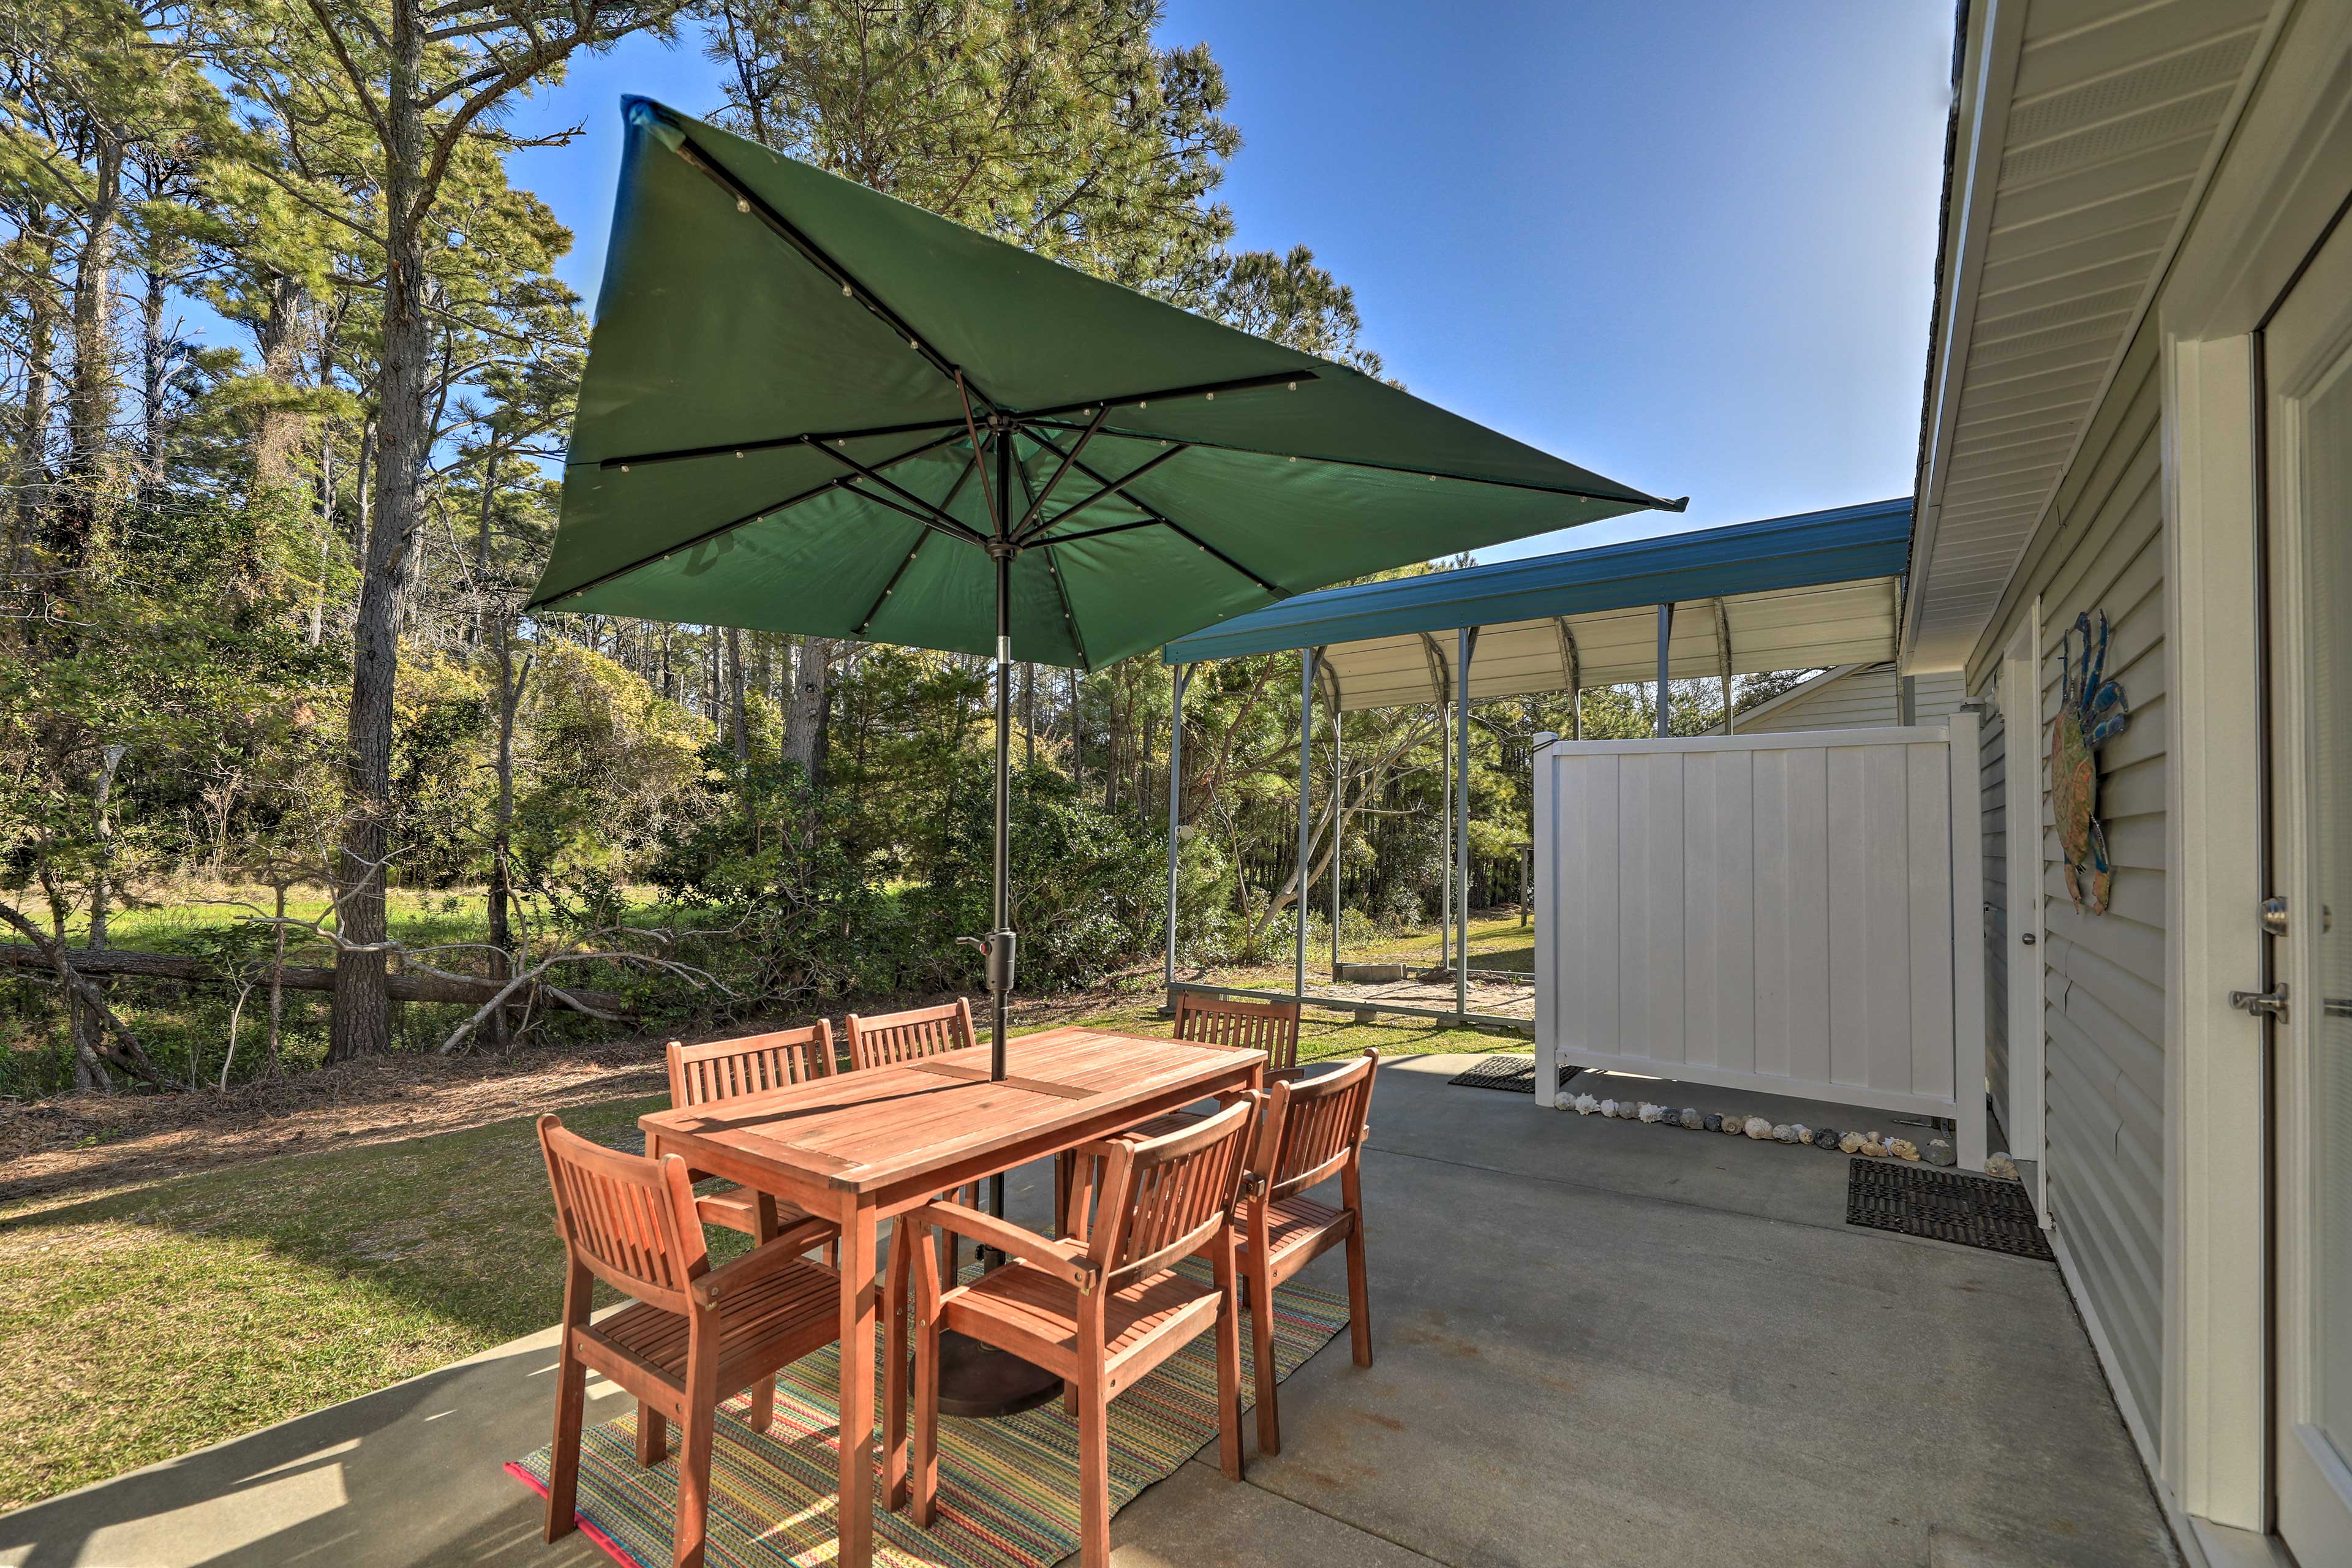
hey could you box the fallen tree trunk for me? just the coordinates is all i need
[0,944,634,1019]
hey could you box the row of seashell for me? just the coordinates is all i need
[1563,1095,1945,1163]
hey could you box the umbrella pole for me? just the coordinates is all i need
[930,444,1062,1423]
[990,544,1012,1088]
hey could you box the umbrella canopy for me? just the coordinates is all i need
[525,98,1682,665]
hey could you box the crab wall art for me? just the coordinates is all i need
[2051,609,2132,914]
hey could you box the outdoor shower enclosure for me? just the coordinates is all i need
[1530,714,1988,1170]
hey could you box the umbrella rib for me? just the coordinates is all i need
[808,436,990,546]
[1023,428,1288,600]
[1022,517,1167,548]
[1014,442,1189,545]
[1023,417,1687,511]
[851,526,930,638]
[838,481,987,547]
[665,124,986,404]
[526,430,965,610]
[594,417,966,472]
[1012,459,1091,673]
[957,374,1003,541]
[870,445,986,556]
[591,370,1324,477]
[1014,405,1106,536]
[1014,369,1319,423]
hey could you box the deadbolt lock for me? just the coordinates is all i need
[2229,984,2288,1020]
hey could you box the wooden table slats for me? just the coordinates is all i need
[634,1025,1265,1568]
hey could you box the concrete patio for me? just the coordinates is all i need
[0,1053,2175,1567]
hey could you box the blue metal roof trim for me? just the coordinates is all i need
[1161,497,1913,664]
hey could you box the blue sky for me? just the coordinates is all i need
[500,1,1955,559]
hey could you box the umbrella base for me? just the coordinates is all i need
[932,1330,1063,1418]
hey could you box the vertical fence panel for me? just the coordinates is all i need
[1617,751,1685,1065]
[1536,723,1981,1164]
[1681,748,1756,1073]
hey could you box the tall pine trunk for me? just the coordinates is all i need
[59,136,123,571]
[5,219,61,556]
[786,635,830,777]
[331,11,427,1061]
[726,625,747,760]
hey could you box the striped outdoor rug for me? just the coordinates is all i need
[507,1259,1352,1568]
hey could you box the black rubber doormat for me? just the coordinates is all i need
[1846,1159,2054,1261]
[1447,1054,1577,1095]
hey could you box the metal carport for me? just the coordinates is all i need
[1156,496,1916,1021]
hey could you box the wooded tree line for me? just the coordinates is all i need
[0,0,1799,1098]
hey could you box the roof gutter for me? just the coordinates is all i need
[1901,0,2026,674]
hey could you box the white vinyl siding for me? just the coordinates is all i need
[1968,322,2166,1436]
[1740,665,1967,733]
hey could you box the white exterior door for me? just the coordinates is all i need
[2264,213,2352,1561]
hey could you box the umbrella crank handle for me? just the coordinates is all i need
[956,930,1018,994]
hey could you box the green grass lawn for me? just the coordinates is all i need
[0,1003,1513,1512]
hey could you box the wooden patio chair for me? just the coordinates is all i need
[908,1098,1257,1567]
[1225,1049,1379,1455]
[535,1114,841,1568]
[1177,991,1305,1080]
[1054,992,1305,1222]
[665,1026,842,1263]
[842,1000,983,1272]
[842,997,976,1069]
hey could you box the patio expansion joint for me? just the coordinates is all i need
[1182,1457,1460,1568]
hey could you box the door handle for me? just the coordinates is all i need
[2229,986,2288,1020]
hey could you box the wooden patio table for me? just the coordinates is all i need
[638,1025,1265,1568]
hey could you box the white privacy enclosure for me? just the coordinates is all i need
[1531,714,1987,1169]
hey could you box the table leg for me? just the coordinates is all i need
[884,1214,912,1509]
[749,1193,780,1433]
[836,1200,879,1568]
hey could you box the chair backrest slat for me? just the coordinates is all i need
[537,1114,705,1314]
[1262,1050,1378,1203]
[845,998,976,1071]
[667,1022,834,1109]
[1088,1098,1255,1290]
[1175,993,1300,1072]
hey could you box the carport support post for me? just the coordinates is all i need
[1163,663,1188,1010]
[1295,647,1316,1005]
[1438,697,1451,967]
[1532,731,1558,1107]
[1654,602,1672,738]
[1330,702,1343,978]
[1456,625,1474,1020]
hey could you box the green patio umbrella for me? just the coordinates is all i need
[529,94,1679,1080]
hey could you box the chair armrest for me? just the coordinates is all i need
[690,1216,837,1308]
[915,1200,1099,1291]
[1265,1065,1308,1086]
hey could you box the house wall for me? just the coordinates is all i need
[1739,665,1966,733]
[1964,320,2168,1441]
[1979,677,2008,1137]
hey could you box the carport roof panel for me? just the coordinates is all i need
[1161,497,1912,667]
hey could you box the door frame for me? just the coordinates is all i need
[2154,0,2352,1536]
[1999,603,2046,1210]
[2256,202,2352,1562]
[2162,332,2272,1537]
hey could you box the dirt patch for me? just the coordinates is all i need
[0,986,1166,1211]
[0,1041,668,1208]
